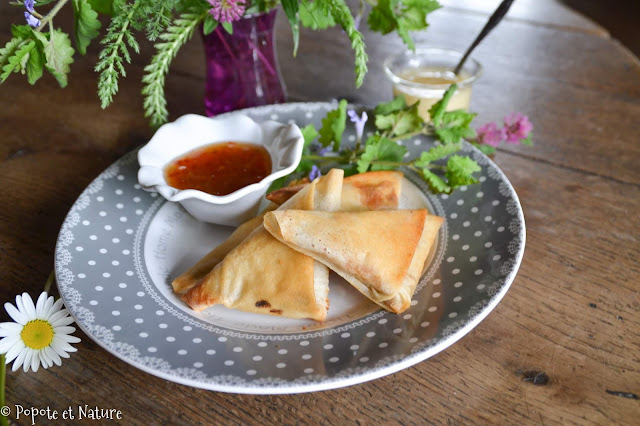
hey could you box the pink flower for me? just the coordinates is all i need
[475,122,506,147]
[208,0,245,23]
[504,113,533,144]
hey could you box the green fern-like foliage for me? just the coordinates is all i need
[324,0,368,87]
[142,10,207,128]
[95,2,141,109]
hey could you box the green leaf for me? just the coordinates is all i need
[300,124,319,147]
[414,143,462,167]
[0,37,27,72]
[471,142,496,155]
[299,0,335,29]
[203,14,218,35]
[88,0,115,15]
[221,21,233,34]
[0,40,35,83]
[368,0,440,50]
[446,155,481,188]
[375,101,424,138]
[267,175,288,193]
[520,133,533,146]
[356,135,407,173]
[281,0,300,56]
[43,30,75,88]
[26,42,45,84]
[372,138,407,171]
[434,110,477,144]
[374,96,406,116]
[11,25,33,39]
[421,168,451,194]
[357,135,380,173]
[318,99,348,150]
[73,0,102,55]
[428,83,457,126]
[367,0,396,34]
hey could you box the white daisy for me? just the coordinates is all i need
[0,292,80,372]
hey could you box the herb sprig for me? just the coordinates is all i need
[271,84,486,195]
[1,0,442,127]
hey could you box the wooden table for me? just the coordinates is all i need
[1,1,639,424]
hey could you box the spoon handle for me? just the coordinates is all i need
[454,0,516,75]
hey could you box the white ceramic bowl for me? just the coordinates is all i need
[137,114,304,226]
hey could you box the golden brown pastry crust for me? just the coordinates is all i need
[263,209,443,314]
[181,169,344,321]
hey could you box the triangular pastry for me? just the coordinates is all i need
[340,170,403,211]
[181,169,344,321]
[266,170,404,211]
[172,170,404,294]
[263,209,443,313]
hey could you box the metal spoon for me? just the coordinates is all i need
[454,0,516,75]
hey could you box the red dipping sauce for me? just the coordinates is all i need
[164,142,272,196]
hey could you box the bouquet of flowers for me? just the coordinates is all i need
[1,0,442,126]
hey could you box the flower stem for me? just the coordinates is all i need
[0,354,6,426]
[389,128,430,142]
[36,0,69,33]
[43,270,55,295]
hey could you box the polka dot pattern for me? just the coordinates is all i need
[54,103,525,393]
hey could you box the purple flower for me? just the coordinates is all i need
[208,0,245,23]
[354,14,362,32]
[475,122,506,147]
[24,0,36,13]
[24,11,40,28]
[504,113,533,144]
[348,109,368,142]
[308,165,321,182]
[318,146,332,156]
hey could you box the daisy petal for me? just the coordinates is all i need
[50,298,64,316]
[21,293,37,319]
[0,335,21,354]
[35,292,48,317]
[12,348,27,372]
[22,350,33,372]
[53,326,76,335]
[44,346,62,366]
[40,349,52,368]
[57,334,81,344]
[31,352,40,372]
[53,315,75,327]
[5,340,25,363]
[4,302,26,325]
[41,295,55,318]
[51,340,71,358]
[0,322,22,336]
[48,308,70,325]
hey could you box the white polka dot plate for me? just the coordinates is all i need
[55,103,525,394]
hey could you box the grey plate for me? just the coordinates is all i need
[55,102,525,394]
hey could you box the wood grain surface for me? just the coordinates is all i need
[1,1,639,425]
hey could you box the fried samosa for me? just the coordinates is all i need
[181,169,344,321]
[172,170,404,294]
[171,206,275,295]
[267,170,403,211]
[263,209,443,314]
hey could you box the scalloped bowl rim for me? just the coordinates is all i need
[137,114,304,205]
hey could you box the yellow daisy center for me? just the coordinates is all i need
[21,320,54,350]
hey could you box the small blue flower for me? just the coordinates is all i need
[24,11,40,28]
[348,110,368,142]
[318,146,332,156]
[308,165,321,182]
[24,0,36,13]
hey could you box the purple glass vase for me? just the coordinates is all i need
[202,10,287,116]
